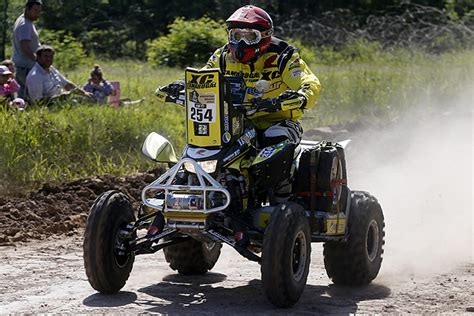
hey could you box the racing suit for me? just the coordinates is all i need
[205,37,321,205]
[204,37,321,147]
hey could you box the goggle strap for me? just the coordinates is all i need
[261,29,273,38]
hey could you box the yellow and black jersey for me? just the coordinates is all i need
[204,37,321,129]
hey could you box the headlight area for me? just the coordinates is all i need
[183,160,218,174]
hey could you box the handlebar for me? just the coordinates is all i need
[233,98,280,116]
[155,86,185,107]
[156,77,279,113]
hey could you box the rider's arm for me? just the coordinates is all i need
[280,51,321,111]
[202,47,224,70]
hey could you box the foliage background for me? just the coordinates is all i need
[0,0,472,194]
[1,48,472,194]
[1,0,473,61]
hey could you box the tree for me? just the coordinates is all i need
[1,0,8,60]
[1,0,23,60]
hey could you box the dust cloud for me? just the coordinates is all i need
[347,91,473,279]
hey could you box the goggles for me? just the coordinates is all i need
[228,28,272,45]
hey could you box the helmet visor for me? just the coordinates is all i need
[228,28,265,45]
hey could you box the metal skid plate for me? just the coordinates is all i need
[141,158,231,214]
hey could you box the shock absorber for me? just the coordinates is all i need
[225,172,242,213]
[238,175,248,199]
[147,212,165,237]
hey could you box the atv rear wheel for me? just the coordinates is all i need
[83,190,136,293]
[164,238,222,275]
[323,191,385,285]
[261,203,311,308]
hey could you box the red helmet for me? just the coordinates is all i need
[226,5,274,63]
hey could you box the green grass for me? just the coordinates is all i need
[302,46,474,128]
[0,61,185,193]
[0,49,472,194]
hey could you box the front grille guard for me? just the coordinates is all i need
[141,158,231,214]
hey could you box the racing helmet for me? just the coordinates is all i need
[226,5,274,64]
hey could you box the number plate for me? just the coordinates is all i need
[188,92,216,123]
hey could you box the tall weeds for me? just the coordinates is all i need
[0,49,472,193]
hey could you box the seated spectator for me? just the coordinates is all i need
[0,65,20,101]
[83,64,114,104]
[26,45,91,105]
[1,59,17,77]
[0,65,25,110]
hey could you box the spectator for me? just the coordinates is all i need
[0,65,25,110]
[0,65,20,100]
[12,0,42,99]
[26,45,91,105]
[83,64,114,104]
[1,59,17,76]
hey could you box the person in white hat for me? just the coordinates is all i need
[0,65,20,100]
[1,65,26,110]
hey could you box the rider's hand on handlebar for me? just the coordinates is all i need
[253,98,281,113]
[155,79,185,106]
[277,90,307,111]
[252,90,307,113]
[157,79,185,98]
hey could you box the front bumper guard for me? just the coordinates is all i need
[141,158,231,214]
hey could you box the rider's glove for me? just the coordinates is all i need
[254,98,281,113]
[155,79,185,105]
[156,79,185,97]
[278,90,307,111]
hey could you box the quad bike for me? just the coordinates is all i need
[83,68,385,308]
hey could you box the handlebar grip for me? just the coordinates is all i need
[253,98,280,113]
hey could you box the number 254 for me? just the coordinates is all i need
[190,107,213,121]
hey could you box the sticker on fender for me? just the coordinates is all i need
[188,92,217,123]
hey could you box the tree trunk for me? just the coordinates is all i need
[0,0,8,60]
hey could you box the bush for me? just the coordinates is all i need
[315,39,382,65]
[0,101,185,189]
[81,28,143,60]
[285,38,317,65]
[147,17,227,67]
[39,29,89,70]
[0,62,186,193]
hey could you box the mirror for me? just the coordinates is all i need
[142,132,178,163]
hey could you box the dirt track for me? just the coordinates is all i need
[0,170,163,246]
[1,233,472,314]
[0,103,472,313]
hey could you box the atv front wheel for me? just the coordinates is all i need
[83,190,136,293]
[164,238,222,275]
[323,191,385,285]
[261,203,311,308]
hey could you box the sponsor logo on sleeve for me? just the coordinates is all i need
[288,57,301,70]
[290,70,303,78]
